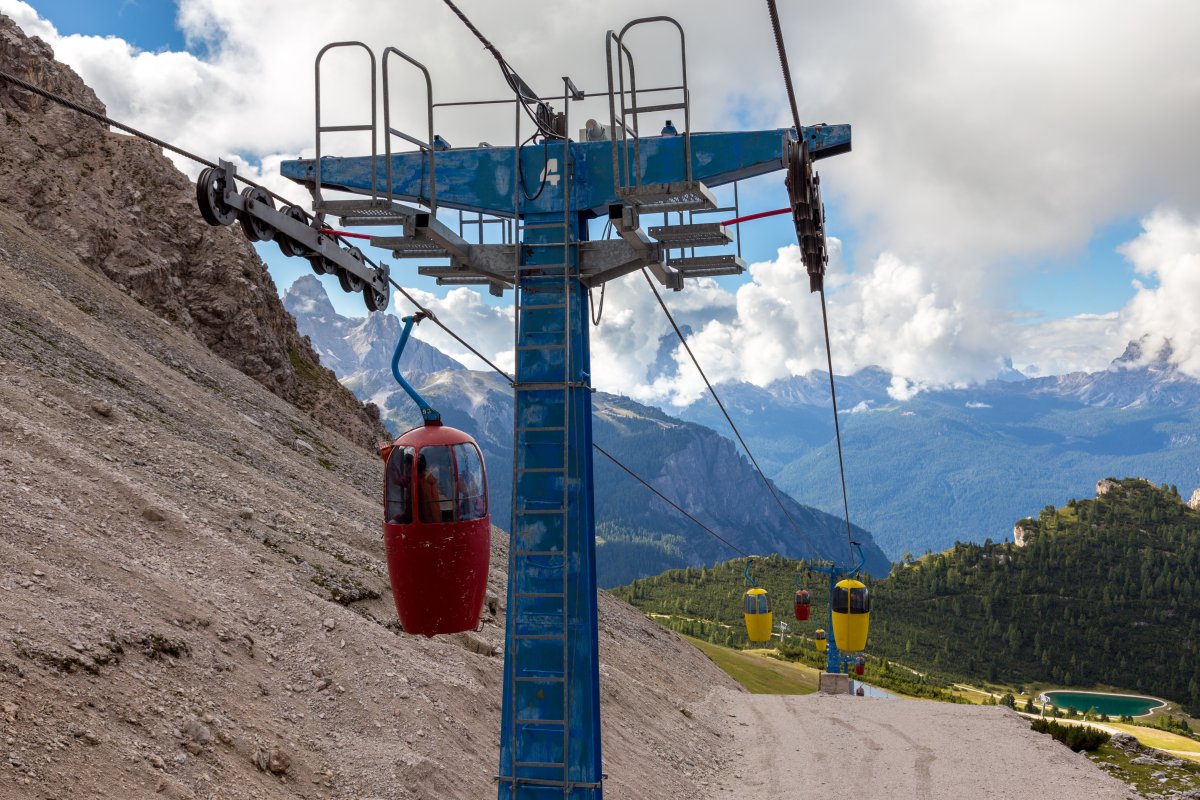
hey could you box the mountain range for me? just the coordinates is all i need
[284,276,891,584]
[674,340,1200,558]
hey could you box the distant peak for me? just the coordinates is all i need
[283,276,337,318]
[1112,336,1174,371]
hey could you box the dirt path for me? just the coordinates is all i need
[707,690,1136,799]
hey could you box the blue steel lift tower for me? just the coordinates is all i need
[281,17,850,799]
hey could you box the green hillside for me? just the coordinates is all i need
[614,478,1200,714]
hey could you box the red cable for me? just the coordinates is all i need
[317,227,373,240]
[720,207,790,226]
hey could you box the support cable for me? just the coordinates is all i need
[764,0,803,136]
[0,67,299,212]
[765,0,857,562]
[438,0,560,139]
[818,283,854,555]
[0,64,763,564]
[641,268,836,565]
[594,445,749,558]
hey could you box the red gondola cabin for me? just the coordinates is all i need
[381,422,490,637]
[794,589,811,621]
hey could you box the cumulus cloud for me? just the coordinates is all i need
[1117,210,1200,377]
[6,0,1200,398]
[399,286,515,373]
[11,0,1200,260]
[1008,312,1124,377]
[595,242,1013,405]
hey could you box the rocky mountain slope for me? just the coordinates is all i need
[284,277,891,583]
[0,14,382,449]
[0,16,741,799]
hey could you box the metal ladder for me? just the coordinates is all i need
[311,42,433,228]
[606,18,745,278]
[501,77,597,798]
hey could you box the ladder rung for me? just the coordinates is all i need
[516,344,567,351]
[317,123,373,133]
[514,550,565,557]
[521,222,569,230]
[517,303,568,311]
[516,719,565,726]
[495,777,603,790]
[516,467,566,474]
[514,510,566,518]
[624,102,686,115]
[513,592,567,599]
[515,762,568,769]
[515,634,565,641]
[516,426,566,433]
[514,676,566,683]
[514,381,587,390]
[525,241,581,248]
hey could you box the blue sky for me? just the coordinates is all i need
[13,0,1200,396]
[31,0,187,52]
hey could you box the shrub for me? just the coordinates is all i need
[1030,719,1110,752]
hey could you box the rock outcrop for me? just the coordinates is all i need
[0,14,383,448]
[1013,519,1038,547]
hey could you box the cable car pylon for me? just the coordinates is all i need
[273,13,850,798]
[811,542,871,676]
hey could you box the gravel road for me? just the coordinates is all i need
[707,691,1138,799]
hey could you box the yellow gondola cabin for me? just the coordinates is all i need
[831,577,870,652]
[743,587,772,642]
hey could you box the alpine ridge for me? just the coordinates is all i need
[283,277,892,583]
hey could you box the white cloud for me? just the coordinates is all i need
[0,0,53,40]
[1009,312,1124,377]
[1117,210,1200,377]
[965,401,992,409]
[595,242,1013,405]
[402,286,515,373]
[7,0,1200,397]
[11,0,1199,260]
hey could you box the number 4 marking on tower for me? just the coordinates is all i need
[540,158,560,188]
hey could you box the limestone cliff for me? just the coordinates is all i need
[0,14,383,448]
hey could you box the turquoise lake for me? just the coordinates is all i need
[1043,690,1163,717]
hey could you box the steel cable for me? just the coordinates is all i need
[641,268,837,565]
[0,62,764,564]
[764,0,857,562]
[594,444,750,558]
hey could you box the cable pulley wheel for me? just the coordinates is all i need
[785,139,828,290]
[195,167,237,227]
[237,187,275,242]
[307,253,334,276]
[276,205,313,258]
[337,247,366,293]
[364,281,388,314]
